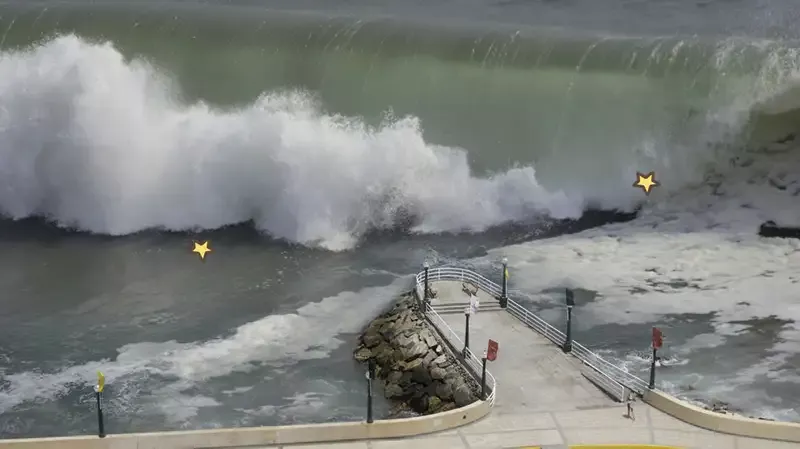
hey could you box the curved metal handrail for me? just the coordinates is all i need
[417,267,503,299]
[415,266,649,396]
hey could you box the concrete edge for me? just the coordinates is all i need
[643,389,800,442]
[568,446,684,448]
[0,397,491,449]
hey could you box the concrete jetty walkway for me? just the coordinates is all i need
[304,279,789,449]
[252,280,795,449]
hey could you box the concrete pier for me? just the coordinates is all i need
[361,279,794,449]
[236,280,798,448]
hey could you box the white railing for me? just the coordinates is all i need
[419,300,497,406]
[415,266,650,397]
[580,360,626,402]
[506,300,566,346]
[416,267,503,299]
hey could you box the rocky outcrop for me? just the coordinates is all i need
[354,292,480,416]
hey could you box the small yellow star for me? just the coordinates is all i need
[633,171,659,195]
[192,241,212,260]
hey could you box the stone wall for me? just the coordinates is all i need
[353,292,480,416]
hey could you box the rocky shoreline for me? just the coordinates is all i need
[353,291,480,417]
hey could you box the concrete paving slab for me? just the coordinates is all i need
[284,443,369,449]
[647,407,706,432]
[560,427,653,445]
[737,437,800,449]
[554,408,649,429]
[652,429,736,449]
[371,435,466,449]
[416,429,460,437]
[460,412,557,434]
[465,429,564,449]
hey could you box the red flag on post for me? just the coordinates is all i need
[487,339,499,361]
[652,327,663,349]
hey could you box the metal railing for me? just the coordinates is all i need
[416,267,503,300]
[422,301,497,406]
[415,266,650,397]
[580,360,627,402]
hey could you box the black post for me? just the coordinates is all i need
[367,359,375,424]
[367,359,376,423]
[649,347,657,389]
[563,288,575,353]
[463,312,470,356]
[563,306,573,353]
[481,357,488,399]
[95,388,105,438]
[423,264,430,306]
[500,258,508,308]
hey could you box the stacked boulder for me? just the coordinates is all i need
[354,293,479,415]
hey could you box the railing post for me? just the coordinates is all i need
[463,307,471,357]
[423,262,430,307]
[563,288,575,353]
[94,372,106,438]
[649,327,663,389]
[367,359,376,423]
[649,347,657,389]
[481,352,488,400]
[500,257,508,308]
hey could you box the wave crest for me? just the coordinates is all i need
[0,36,584,250]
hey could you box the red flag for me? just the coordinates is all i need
[652,327,663,349]
[487,339,499,361]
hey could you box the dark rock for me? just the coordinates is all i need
[430,366,447,381]
[432,355,449,367]
[427,395,443,413]
[399,340,428,361]
[438,402,457,413]
[411,364,433,385]
[400,358,423,372]
[385,383,404,399]
[759,221,800,239]
[422,350,437,367]
[354,347,371,362]
[387,370,403,384]
[363,332,382,348]
[444,370,463,385]
[409,393,429,414]
[373,343,393,366]
[399,371,413,387]
[435,381,453,400]
[453,384,474,407]
[396,334,412,348]
[422,330,438,348]
[380,326,396,340]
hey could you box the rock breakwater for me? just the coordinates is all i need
[353,292,480,417]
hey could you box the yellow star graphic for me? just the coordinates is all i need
[192,241,212,260]
[633,171,659,195]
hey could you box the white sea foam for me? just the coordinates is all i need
[0,278,405,421]
[481,143,800,419]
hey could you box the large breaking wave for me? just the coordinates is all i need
[2,7,800,249]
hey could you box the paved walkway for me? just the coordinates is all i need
[264,280,797,449]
